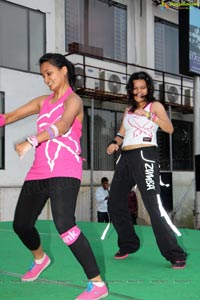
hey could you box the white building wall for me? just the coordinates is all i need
[0,68,49,185]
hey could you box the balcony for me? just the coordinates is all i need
[66,51,194,113]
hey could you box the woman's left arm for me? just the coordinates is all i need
[52,93,83,135]
[151,101,174,134]
[34,92,83,144]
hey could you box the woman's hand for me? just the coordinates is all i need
[134,108,147,117]
[107,143,119,155]
[15,141,32,159]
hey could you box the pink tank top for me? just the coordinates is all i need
[26,87,83,181]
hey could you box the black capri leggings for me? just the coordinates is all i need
[13,177,80,249]
[13,177,100,279]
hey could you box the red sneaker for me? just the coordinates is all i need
[114,250,129,260]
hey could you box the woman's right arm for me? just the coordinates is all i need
[1,95,47,125]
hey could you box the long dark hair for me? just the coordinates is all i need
[39,53,76,89]
[126,71,156,112]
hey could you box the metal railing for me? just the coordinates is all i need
[66,52,194,113]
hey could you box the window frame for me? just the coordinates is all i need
[65,0,127,61]
[0,0,46,73]
[154,17,179,74]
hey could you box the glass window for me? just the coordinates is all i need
[65,0,84,45]
[157,129,170,171]
[0,0,46,73]
[0,92,5,169]
[82,107,118,170]
[172,120,193,171]
[154,18,179,74]
[29,10,46,73]
[65,0,127,61]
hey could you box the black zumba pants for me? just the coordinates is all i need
[108,147,187,264]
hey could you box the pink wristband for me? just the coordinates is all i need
[46,127,55,139]
[50,124,59,137]
[26,135,38,148]
[46,125,59,140]
[0,114,5,127]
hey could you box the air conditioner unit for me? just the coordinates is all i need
[99,71,127,95]
[85,67,100,90]
[75,66,84,89]
[165,84,181,104]
[74,66,99,90]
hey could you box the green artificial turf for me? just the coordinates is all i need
[0,220,199,300]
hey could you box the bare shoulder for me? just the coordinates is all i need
[63,91,83,122]
[36,95,50,109]
[29,94,49,103]
[151,100,171,122]
[151,101,165,112]
[25,94,49,110]
[68,91,83,105]
[40,95,49,100]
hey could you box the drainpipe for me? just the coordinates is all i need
[90,98,94,222]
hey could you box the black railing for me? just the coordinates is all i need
[65,51,194,113]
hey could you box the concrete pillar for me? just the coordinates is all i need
[193,76,200,229]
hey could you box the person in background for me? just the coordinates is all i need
[95,177,109,223]
[128,188,138,225]
[0,53,108,300]
[106,71,187,269]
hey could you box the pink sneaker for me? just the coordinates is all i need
[171,260,186,269]
[75,282,108,300]
[21,254,51,282]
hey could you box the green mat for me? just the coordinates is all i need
[0,220,199,300]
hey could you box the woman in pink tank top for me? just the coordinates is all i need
[0,53,108,300]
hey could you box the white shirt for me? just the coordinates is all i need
[122,103,159,147]
[95,186,109,212]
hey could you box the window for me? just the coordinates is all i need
[172,120,193,171]
[0,92,5,169]
[154,18,179,74]
[157,118,193,172]
[157,129,170,171]
[81,107,123,170]
[65,0,127,61]
[0,0,46,73]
